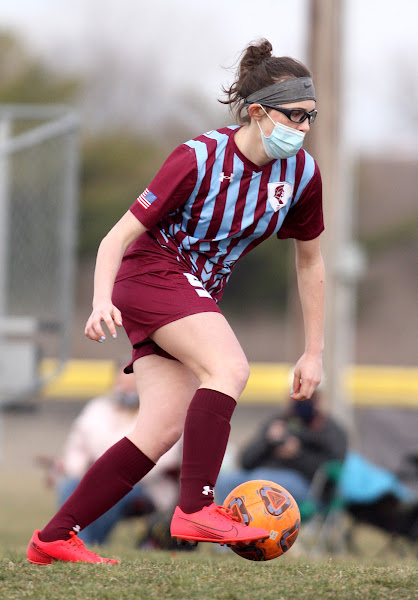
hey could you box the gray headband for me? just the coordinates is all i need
[244,77,316,106]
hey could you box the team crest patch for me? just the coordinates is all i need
[267,182,293,212]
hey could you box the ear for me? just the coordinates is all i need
[247,103,266,121]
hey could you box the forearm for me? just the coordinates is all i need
[92,232,128,306]
[85,211,147,341]
[92,212,147,306]
[295,248,325,356]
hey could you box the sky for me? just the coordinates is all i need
[0,0,417,154]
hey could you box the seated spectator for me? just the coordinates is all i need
[216,389,348,505]
[339,451,418,542]
[37,365,182,545]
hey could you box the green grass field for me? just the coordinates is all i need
[1,472,416,600]
[2,551,416,600]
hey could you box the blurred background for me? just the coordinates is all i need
[0,0,417,555]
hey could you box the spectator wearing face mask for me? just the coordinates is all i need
[215,388,348,505]
[36,366,183,545]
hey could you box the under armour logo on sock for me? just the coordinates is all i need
[72,525,81,534]
[202,485,214,496]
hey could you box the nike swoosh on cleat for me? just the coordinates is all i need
[179,516,237,535]
[304,82,311,88]
[31,542,53,558]
[190,525,224,539]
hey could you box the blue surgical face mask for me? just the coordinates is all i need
[257,105,305,159]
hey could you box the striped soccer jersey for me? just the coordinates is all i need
[125,126,323,301]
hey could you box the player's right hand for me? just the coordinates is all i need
[84,301,123,342]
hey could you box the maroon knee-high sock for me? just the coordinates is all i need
[179,388,236,514]
[39,437,155,542]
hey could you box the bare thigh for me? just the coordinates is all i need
[126,353,199,462]
[150,312,250,400]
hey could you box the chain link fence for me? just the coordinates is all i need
[0,105,79,405]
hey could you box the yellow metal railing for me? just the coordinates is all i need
[40,359,418,407]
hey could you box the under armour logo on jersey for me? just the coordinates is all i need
[219,172,235,183]
[72,525,81,534]
[202,485,215,496]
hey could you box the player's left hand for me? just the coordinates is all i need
[290,353,322,400]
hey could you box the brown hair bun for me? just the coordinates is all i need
[220,38,311,124]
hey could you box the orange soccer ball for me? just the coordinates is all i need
[223,479,300,561]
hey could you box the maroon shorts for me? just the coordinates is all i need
[112,254,221,373]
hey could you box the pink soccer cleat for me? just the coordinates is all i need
[170,503,269,545]
[27,530,119,565]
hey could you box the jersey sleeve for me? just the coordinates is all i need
[129,144,198,229]
[277,161,324,241]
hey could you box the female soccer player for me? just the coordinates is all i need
[27,38,324,564]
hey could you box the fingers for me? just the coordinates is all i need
[290,368,320,400]
[291,384,319,399]
[291,350,322,400]
[84,314,107,341]
[292,371,301,394]
[112,306,123,330]
[290,379,317,400]
[84,305,123,342]
[291,370,306,400]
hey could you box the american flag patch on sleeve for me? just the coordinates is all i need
[136,188,157,209]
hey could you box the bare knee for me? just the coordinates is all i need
[199,354,250,399]
[129,417,184,463]
[229,356,250,394]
